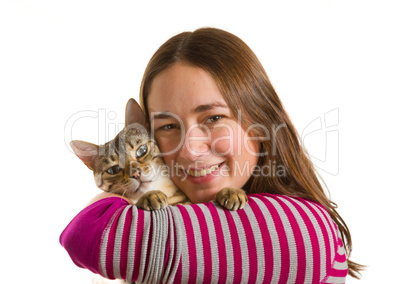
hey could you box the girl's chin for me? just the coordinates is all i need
[179,184,229,204]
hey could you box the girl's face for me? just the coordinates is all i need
[147,63,259,203]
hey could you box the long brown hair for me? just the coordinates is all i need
[140,27,363,278]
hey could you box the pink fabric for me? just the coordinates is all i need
[248,198,274,283]
[255,195,291,283]
[60,194,349,283]
[297,197,332,278]
[238,209,258,283]
[206,202,227,283]
[192,204,212,284]
[284,196,321,283]
[178,205,197,282]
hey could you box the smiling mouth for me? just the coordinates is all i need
[183,162,224,177]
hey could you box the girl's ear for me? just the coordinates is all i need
[70,140,99,171]
[125,98,148,129]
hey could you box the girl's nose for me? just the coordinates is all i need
[178,124,210,161]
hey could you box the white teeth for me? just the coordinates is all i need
[187,164,220,177]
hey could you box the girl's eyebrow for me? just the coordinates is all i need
[151,102,228,120]
[193,102,228,113]
[151,112,174,120]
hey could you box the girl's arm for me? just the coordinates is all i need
[60,194,348,283]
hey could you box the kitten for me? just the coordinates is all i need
[70,98,248,210]
[70,98,190,210]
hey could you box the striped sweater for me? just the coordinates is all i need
[60,193,348,283]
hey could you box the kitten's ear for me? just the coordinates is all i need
[125,98,148,128]
[70,140,99,171]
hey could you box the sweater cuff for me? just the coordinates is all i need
[59,197,129,275]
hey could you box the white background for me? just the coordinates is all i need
[1,0,400,283]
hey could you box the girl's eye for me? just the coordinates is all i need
[206,115,223,123]
[159,124,179,131]
[136,144,148,158]
[106,165,121,175]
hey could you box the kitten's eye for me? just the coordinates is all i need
[106,165,121,175]
[206,115,223,123]
[136,144,148,158]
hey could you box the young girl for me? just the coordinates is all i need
[61,27,363,283]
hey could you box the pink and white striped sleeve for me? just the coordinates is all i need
[61,193,348,283]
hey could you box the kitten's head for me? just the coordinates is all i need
[70,99,164,201]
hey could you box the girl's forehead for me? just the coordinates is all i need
[147,63,228,114]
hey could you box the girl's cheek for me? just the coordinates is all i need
[210,126,235,156]
[211,138,232,156]
[155,139,176,170]
[157,136,181,156]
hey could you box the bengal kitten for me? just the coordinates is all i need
[70,98,248,211]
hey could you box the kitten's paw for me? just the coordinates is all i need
[215,187,248,210]
[136,190,168,211]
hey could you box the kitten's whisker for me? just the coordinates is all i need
[120,187,129,199]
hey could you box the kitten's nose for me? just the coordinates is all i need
[131,168,141,179]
